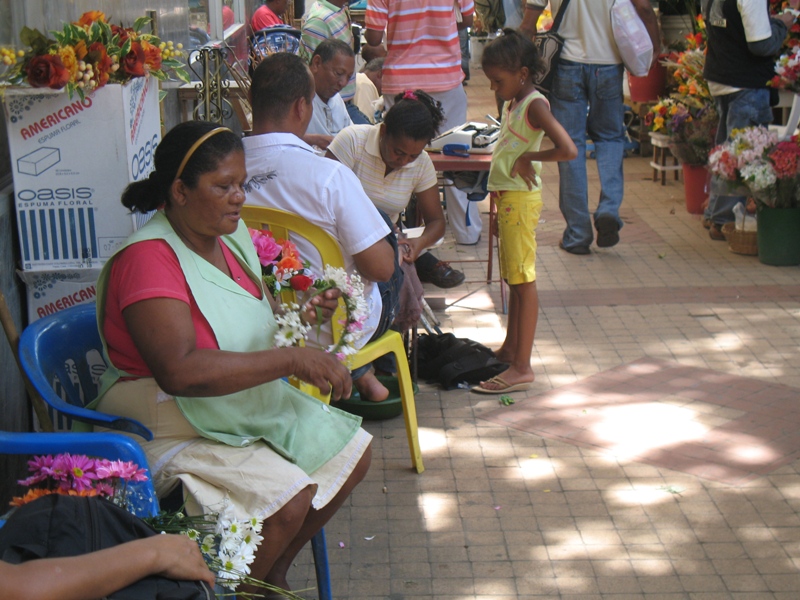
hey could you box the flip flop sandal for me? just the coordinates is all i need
[471,375,532,394]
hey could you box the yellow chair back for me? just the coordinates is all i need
[241,205,424,473]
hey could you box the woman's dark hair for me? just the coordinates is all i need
[384,90,445,142]
[121,121,242,214]
[481,28,545,78]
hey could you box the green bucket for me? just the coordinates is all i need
[336,375,419,421]
[757,206,800,266]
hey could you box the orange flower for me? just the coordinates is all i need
[87,41,112,86]
[9,488,53,507]
[140,39,162,71]
[277,255,303,272]
[58,45,79,82]
[73,40,88,61]
[66,488,99,497]
[76,11,106,27]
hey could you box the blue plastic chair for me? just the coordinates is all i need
[0,430,159,518]
[16,303,333,600]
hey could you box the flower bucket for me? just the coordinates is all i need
[757,205,800,266]
[628,60,667,102]
[682,163,708,214]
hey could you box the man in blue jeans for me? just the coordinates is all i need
[702,0,795,240]
[521,0,658,255]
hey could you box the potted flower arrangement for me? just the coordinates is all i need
[646,28,718,213]
[708,126,800,265]
[0,10,188,98]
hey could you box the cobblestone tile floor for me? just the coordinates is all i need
[287,68,800,599]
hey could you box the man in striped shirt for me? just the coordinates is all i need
[301,0,372,124]
[363,0,483,245]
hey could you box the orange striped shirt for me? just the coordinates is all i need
[365,0,474,94]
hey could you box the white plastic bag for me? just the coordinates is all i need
[610,0,654,77]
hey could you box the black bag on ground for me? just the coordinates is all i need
[414,333,508,390]
[0,494,215,599]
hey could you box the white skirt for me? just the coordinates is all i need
[98,378,372,520]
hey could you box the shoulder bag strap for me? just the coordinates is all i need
[549,0,572,34]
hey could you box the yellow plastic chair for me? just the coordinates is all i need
[242,205,424,474]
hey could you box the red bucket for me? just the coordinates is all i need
[682,163,709,215]
[628,60,667,103]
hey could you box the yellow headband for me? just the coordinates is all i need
[174,127,232,180]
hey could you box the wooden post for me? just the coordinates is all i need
[0,290,54,432]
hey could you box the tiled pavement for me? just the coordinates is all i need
[287,69,800,598]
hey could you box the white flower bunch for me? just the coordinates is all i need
[198,504,264,590]
[740,160,776,191]
[271,265,370,362]
[274,302,311,348]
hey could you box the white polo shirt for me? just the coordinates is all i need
[328,124,439,223]
[242,132,390,348]
[308,93,353,138]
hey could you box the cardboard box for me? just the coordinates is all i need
[3,77,161,270]
[17,267,101,323]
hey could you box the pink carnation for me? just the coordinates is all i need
[769,141,800,178]
[249,228,282,266]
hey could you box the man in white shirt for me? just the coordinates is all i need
[521,0,658,255]
[354,58,384,124]
[244,52,399,402]
[305,38,355,150]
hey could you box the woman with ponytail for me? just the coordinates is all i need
[326,89,466,289]
[94,120,372,595]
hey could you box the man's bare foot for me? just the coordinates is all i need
[353,370,390,402]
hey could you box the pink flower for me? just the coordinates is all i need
[48,453,74,483]
[95,482,115,497]
[249,228,282,266]
[63,454,98,492]
[95,459,147,481]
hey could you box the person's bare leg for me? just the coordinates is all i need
[240,486,315,594]
[494,282,519,364]
[353,368,389,402]
[263,445,372,589]
[479,282,537,390]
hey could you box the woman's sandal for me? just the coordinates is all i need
[471,375,532,394]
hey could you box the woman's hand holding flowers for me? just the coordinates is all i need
[290,347,352,400]
[300,287,341,325]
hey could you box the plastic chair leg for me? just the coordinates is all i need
[311,528,332,600]
[391,337,424,474]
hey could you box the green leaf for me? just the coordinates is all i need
[133,16,152,33]
[158,89,168,102]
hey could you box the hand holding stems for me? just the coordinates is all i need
[397,236,426,263]
[290,346,352,400]
[299,287,341,325]
[150,534,217,586]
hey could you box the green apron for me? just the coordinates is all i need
[92,212,362,474]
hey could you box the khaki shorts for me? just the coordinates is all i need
[496,190,543,285]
